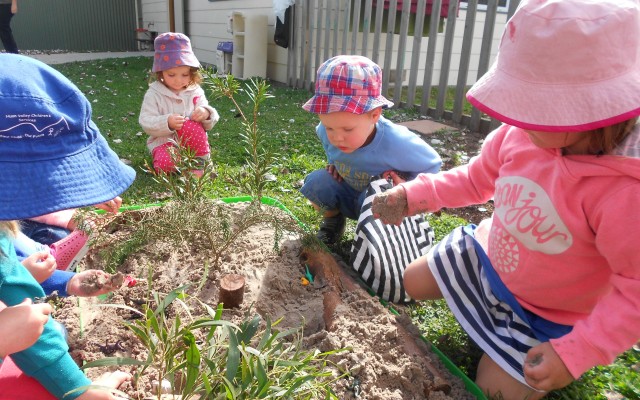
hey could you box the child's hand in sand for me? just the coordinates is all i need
[21,251,57,283]
[372,185,409,226]
[66,271,125,297]
[76,370,132,400]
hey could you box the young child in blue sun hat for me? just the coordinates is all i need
[0,53,135,399]
[300,55,442,245]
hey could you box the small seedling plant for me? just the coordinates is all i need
[202,71,278,203]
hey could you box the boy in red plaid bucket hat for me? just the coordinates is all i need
[300,55,442,245]
[139,32,220,176]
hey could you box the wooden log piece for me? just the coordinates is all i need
[219,273,246,308]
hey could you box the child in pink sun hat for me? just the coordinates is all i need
[300,55,442,245]
[140,32,220,175]
[372,0,640,398]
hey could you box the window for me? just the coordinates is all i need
[461,0,511,13]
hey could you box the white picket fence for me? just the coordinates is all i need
[285,0,521,133]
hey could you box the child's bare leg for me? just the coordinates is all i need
[403,255,443,300]
[476,353,546,400]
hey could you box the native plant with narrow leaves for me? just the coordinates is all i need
[82,286,345,399]
[203,71,278,202]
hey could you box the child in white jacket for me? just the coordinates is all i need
[139,32,219,175]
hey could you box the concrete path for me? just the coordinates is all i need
[398,119,459,136]
[25,51,153,65]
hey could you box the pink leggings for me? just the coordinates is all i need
[152,119,210,173]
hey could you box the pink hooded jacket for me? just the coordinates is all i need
[402,124,640,379]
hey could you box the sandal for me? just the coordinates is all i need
[50,229,90,271]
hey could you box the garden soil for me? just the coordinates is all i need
[55,201,479,400]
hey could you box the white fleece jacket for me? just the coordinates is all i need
[139,81,220,153]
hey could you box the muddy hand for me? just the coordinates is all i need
[76,370,132,400]
[67,271,125,297]
[372,185,408,226]
[524,342,574,392]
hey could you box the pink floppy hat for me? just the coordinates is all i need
[466,0,640,132]
[302,55,394,114]
[152,32,200,72]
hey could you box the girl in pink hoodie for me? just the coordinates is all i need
[372,0,640,399]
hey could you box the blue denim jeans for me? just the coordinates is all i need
[300,169,367,220]
[19,220,70,246]
[13,231,49,261]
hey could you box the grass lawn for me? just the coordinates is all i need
[51,56,639,400]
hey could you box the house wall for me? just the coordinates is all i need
[139,0,289,82]
[140,0,169,32]
[139,1,507,86]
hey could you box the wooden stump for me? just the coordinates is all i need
[219,273,246,308]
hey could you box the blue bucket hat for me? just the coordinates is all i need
[0,54,136,220]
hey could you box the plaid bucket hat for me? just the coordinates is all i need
[152,32,200,72]
[302,55,394,114]
[466,0,640,132]
[0,54,136,220]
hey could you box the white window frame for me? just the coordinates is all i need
[460,0,511,13]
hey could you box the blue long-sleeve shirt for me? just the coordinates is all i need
[317,116,442,192]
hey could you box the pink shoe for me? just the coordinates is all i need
[49,230,90,271]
